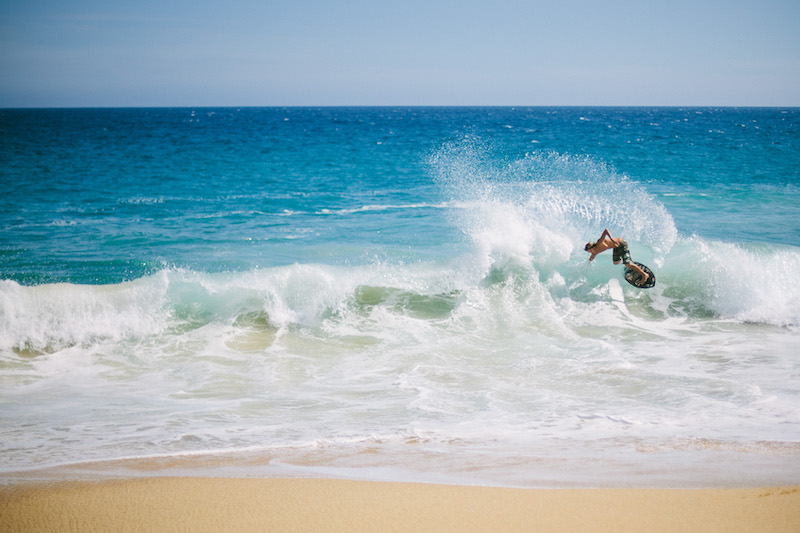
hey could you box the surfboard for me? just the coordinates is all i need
[624,261,656,289]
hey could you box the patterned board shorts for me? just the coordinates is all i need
[613,240,632,265]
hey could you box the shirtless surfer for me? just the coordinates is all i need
[585,229,649,286]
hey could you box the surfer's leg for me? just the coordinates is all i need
[628,262,648,284]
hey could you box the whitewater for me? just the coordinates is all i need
[1,107,798,487]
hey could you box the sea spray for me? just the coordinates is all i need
[431,142,678,280]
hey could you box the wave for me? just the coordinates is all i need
[2,234,798,358]
[316,203,450,216]
[3,145,798,357]
[684,238,800,326]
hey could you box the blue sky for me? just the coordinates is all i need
[1,0,798,107]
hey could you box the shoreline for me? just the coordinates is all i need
[2,477,799,532]
[5,435,800,489]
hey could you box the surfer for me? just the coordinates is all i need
[585,229,650,286]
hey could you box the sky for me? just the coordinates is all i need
[1,0,798,107]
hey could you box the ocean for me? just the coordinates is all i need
[1,107,799,487]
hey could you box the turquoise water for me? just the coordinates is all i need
[1,107,799,486]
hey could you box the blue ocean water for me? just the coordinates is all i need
[1,107,799,486]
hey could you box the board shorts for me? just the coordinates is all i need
[613,240,632,265]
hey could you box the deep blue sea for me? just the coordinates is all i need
[1,107,799,486]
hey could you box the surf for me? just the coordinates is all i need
[4,241,798,365]
[4,143,798,361]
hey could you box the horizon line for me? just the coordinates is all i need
[3,104,799,110]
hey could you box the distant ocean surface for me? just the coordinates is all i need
[1,107,799,487]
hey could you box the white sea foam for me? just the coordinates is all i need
[0,274,170,353]
[316,202,450,216]
[693,238,800,326]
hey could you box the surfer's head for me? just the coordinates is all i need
[584,242,595,252]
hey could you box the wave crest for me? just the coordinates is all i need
[430,142,678,268]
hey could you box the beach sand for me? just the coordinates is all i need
[2,478,799,532]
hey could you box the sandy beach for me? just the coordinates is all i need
[2,477,799,532]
